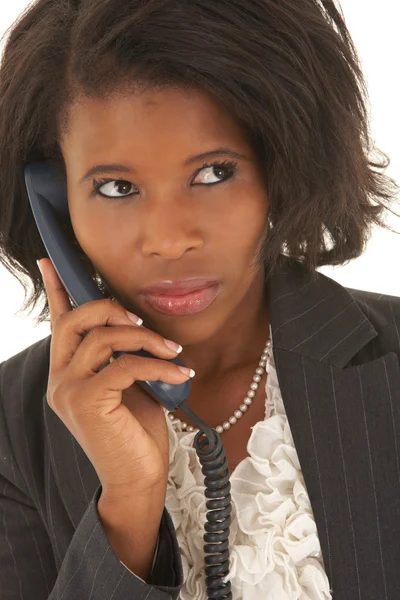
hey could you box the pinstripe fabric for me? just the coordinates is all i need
[1,255,400,599]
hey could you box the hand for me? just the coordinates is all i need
[37,258,194,500]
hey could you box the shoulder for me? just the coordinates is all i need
[345,286,400,354]
[0,334,51,400]
[0,334,51,442]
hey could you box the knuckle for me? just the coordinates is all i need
[85,326,103,346]
[90,298,127,326]
[97,297,122,319]
[142,328,160,344]
[46,390,55,409]
[48,382,63,410]
[100,298,116,312]
[114,353,132,371]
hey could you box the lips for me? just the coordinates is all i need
[141,282,222,316]
[141,278,219,295]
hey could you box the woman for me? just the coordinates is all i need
[0,0,399,599]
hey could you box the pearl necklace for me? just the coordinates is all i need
[167,335,272,434]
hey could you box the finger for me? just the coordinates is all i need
[37,258,72,327]
[68,325,182,378]
[50,298,144,371]
[88,353,193,407]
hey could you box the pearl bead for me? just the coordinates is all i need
[167,334,271,434]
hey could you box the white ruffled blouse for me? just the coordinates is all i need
[163,325,333,600]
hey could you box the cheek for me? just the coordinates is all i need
[213,190,267,256]
[69,200,133,260]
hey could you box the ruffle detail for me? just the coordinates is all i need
[164,325,333,600]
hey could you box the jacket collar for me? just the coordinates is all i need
[267,256,378,367]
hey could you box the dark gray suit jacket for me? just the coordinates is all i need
[1,257,400,600]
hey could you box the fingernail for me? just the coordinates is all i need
[163,338,183,353]
[125,310,143,326]
[178,366,196,378]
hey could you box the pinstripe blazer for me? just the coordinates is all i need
[1,256,400,600]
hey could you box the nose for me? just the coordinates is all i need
[139,198,204,259]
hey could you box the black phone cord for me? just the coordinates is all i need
[179,403,233,600]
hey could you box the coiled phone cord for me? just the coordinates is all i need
[179,402,232,600]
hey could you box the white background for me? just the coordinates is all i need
[0,0,399,362]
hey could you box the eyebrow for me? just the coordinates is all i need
[78,147,250,184]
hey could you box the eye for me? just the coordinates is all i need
[90,159,238,200]
[191,160,238,186]
[91,179,135,199]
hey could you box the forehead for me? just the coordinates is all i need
[61,87,253,155]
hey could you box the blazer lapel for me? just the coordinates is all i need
[267,257,400,599]
[45,257,400,599]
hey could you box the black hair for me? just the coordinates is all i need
[0,0,398,324]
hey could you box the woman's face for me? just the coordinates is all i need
[60,86,269,344]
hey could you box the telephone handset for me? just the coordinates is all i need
[24,159,233,600]
[23,160,191,412]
